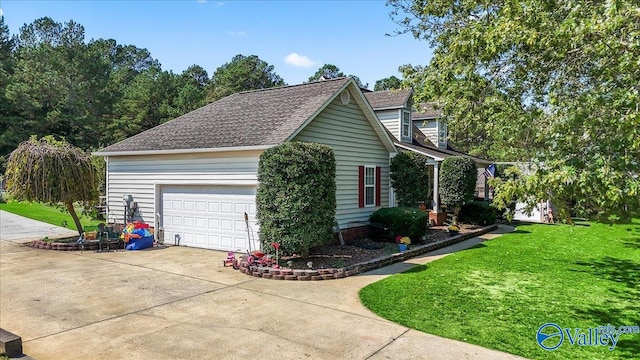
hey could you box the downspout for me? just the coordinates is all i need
[433,161,440,213]
[105,156,109,223]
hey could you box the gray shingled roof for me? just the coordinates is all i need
[363,89,412,110]
[97,77,351,153]
[386,125,491,165]
[412,102,442,120]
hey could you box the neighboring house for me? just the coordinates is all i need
[94,77,396,252]
[412,102,447,149]
[363,89,491,225]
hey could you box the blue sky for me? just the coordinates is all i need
[0,0,433,88]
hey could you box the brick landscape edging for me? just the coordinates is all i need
[28,239,121,251]
[237,224,499,281]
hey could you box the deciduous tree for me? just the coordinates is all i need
[390,0,640,220]
[374,75,403,91]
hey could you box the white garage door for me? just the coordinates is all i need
[161,185,259,251]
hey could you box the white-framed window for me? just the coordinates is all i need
[365,166,376,206]
[402,110,411,137]
[438,119,447,145]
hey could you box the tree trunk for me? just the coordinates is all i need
[65,201,84,236]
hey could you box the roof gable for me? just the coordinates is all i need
[97,78,351,154]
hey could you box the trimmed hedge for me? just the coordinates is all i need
[256,142,336,257]
[390,151,431,207]
[439,156,477,215]
[459,201,497,225]
[369,207,428,242]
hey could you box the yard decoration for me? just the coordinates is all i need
[4,136,98,236]
[447,224,460,236]
[272,242,281,268]
[396,235,411,252]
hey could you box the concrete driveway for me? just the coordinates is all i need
[0,214,525,360]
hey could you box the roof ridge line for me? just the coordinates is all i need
[235,76,350,95]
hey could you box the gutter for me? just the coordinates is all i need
[92,144,274,157]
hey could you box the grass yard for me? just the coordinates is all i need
[360,221,640,359]
[0,201,102,233]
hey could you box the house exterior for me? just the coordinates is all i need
[364,89,491,224]
[94,78,396,252]
[412,102,447,149]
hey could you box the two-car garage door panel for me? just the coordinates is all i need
[161,186,259,251]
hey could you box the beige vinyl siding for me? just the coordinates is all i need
[293,96,391,227]
[376,109,401,139]
[105,150,262,227]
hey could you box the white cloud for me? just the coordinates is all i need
[284,53,317,68]
[227,31,246,36]
[197,0,207,3]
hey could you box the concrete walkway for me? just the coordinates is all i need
[0,210,78,243]
[0,213,525,360]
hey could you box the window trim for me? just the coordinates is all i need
[364,165,376,207]
[401,110,411,138]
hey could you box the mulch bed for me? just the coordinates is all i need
[283,224,481,270]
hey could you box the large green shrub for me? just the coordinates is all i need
[369,207,428,242]
[256,142,336,257]
[459,201,497,225]
[439,156,477,216]
[390,151,431,207]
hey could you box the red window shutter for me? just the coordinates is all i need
[358,166,364,208]
[375,166,381,207]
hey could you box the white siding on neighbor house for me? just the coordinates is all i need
[294,95,391,227]
[376,110,401,139]
[416,119,438,145]
[104,150,263,229]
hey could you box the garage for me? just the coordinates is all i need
[160,185,259,252]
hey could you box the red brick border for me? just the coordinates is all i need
[28,239,122,251]
[237,224,498,281]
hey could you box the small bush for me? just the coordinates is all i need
[369,207,428,242]
[459,201,497,225]
[256,142,336,258]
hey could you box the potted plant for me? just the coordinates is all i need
[447,224,460,236]
[395,235,411,251]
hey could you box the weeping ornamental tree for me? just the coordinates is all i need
[4,136,98,235]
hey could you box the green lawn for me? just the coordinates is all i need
[360,221,640,359]
[0,201,102,233]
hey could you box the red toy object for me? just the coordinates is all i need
[223,251,238,269]
[245,251,275,267]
